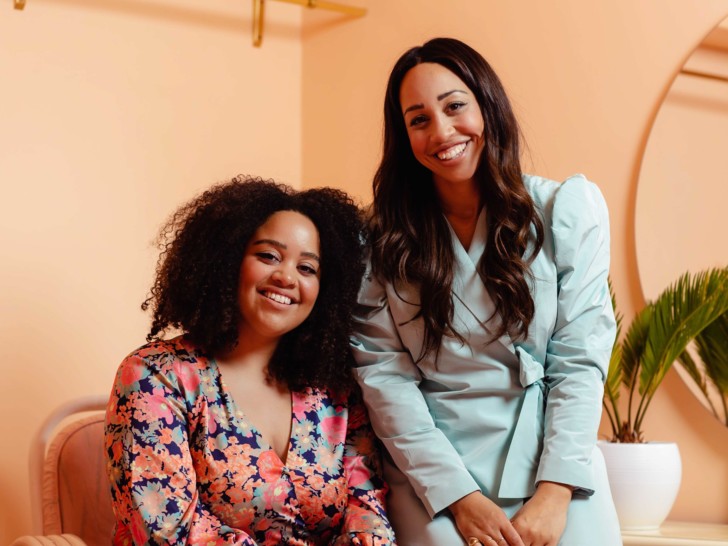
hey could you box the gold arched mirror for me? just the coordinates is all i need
[636,15,728,423]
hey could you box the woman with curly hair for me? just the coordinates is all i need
[105,175,396,545]
[350,38,621,545]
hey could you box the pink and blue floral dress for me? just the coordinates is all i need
[105,336,395,545]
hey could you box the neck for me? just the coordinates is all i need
[433,177,483,251]
[216,333,279,376]
[433,177,482,220]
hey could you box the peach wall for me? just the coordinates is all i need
[2,1,728,542]
[0,1,302,542]
[301,0,728,524]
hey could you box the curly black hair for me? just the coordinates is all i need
[142,175,366,392]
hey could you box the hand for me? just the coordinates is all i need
[449,491,525,546]
[510,481,571,546]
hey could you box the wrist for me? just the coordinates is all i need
[448,490,480,517]
[535,481,573,503]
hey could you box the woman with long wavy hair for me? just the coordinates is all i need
[351,37,621,546]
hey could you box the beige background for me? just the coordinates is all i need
[1,0,727,542]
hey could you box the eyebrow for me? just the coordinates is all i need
[402,89,468,115]
[252,239,320,262]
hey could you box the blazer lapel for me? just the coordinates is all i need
[447,209,505,341]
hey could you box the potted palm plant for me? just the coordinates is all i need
[599,267,728,530]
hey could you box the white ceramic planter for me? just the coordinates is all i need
[598,441,682,531]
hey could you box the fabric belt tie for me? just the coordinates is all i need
[497,348,545,499]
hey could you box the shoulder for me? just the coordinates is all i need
[524,175,611,288]
[524,172,605,209]
[116,336,211,391]
[524,173,609,232]
[356,252,390,308]
[122,335,202,367]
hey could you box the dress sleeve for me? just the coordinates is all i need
[335,392,397,545]
[105,350,257,545]
[350,267,479,518]
[536,175,617,494]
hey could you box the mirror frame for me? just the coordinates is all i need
[635,15,728,422]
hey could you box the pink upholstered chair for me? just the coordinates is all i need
[11,396,115,546]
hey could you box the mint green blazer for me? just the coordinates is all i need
[350,174,616,519]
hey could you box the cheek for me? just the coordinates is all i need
[303,279,320,306]
[472,113,485,137]
[407,132,427,157]
[239,260,263,294]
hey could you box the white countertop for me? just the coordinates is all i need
[622,521,728,545]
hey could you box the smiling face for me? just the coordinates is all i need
[399,62,485,190]
[237,210,321,345]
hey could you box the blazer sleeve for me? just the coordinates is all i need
[536,175,617,494]
[350,267,480,518]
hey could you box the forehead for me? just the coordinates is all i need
[399,62,472,106]
[252,210,320,250]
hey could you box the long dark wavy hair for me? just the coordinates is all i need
[143,175,365,391]
[370,37,544,357]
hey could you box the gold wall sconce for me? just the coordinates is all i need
[11,0,366,42]
[253,0,366,47]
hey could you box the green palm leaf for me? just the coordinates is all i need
[621,304,652,392]
[697,313,728,393]
[618,303,652,439]
[677,349,713,412]
[603,279,624,435]
[682,312,728,425]
[634,268,728,433]
[604,267,728,441]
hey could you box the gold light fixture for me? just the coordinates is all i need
[11,0,366,41]
[253,0,366,47]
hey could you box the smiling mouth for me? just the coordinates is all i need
[435,141,468,160]
[262,291,293,305]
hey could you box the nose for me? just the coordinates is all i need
[271,266,295,287]
[430,113,454,143]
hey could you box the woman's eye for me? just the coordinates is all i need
[447,101,466,113]
[408,115,427,127]
[298,264,319,276]
[256,251,280,263]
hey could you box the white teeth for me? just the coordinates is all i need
[263,291,292,305]
[436,142,467,160]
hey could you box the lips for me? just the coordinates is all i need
[435,141,468,160]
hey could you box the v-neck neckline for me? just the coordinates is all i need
[446,207,487,268]
[443,208,514,348]
[212,358,295,466]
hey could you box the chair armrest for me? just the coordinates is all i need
[10,534,87,546]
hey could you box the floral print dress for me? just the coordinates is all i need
[105,336,396,545]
